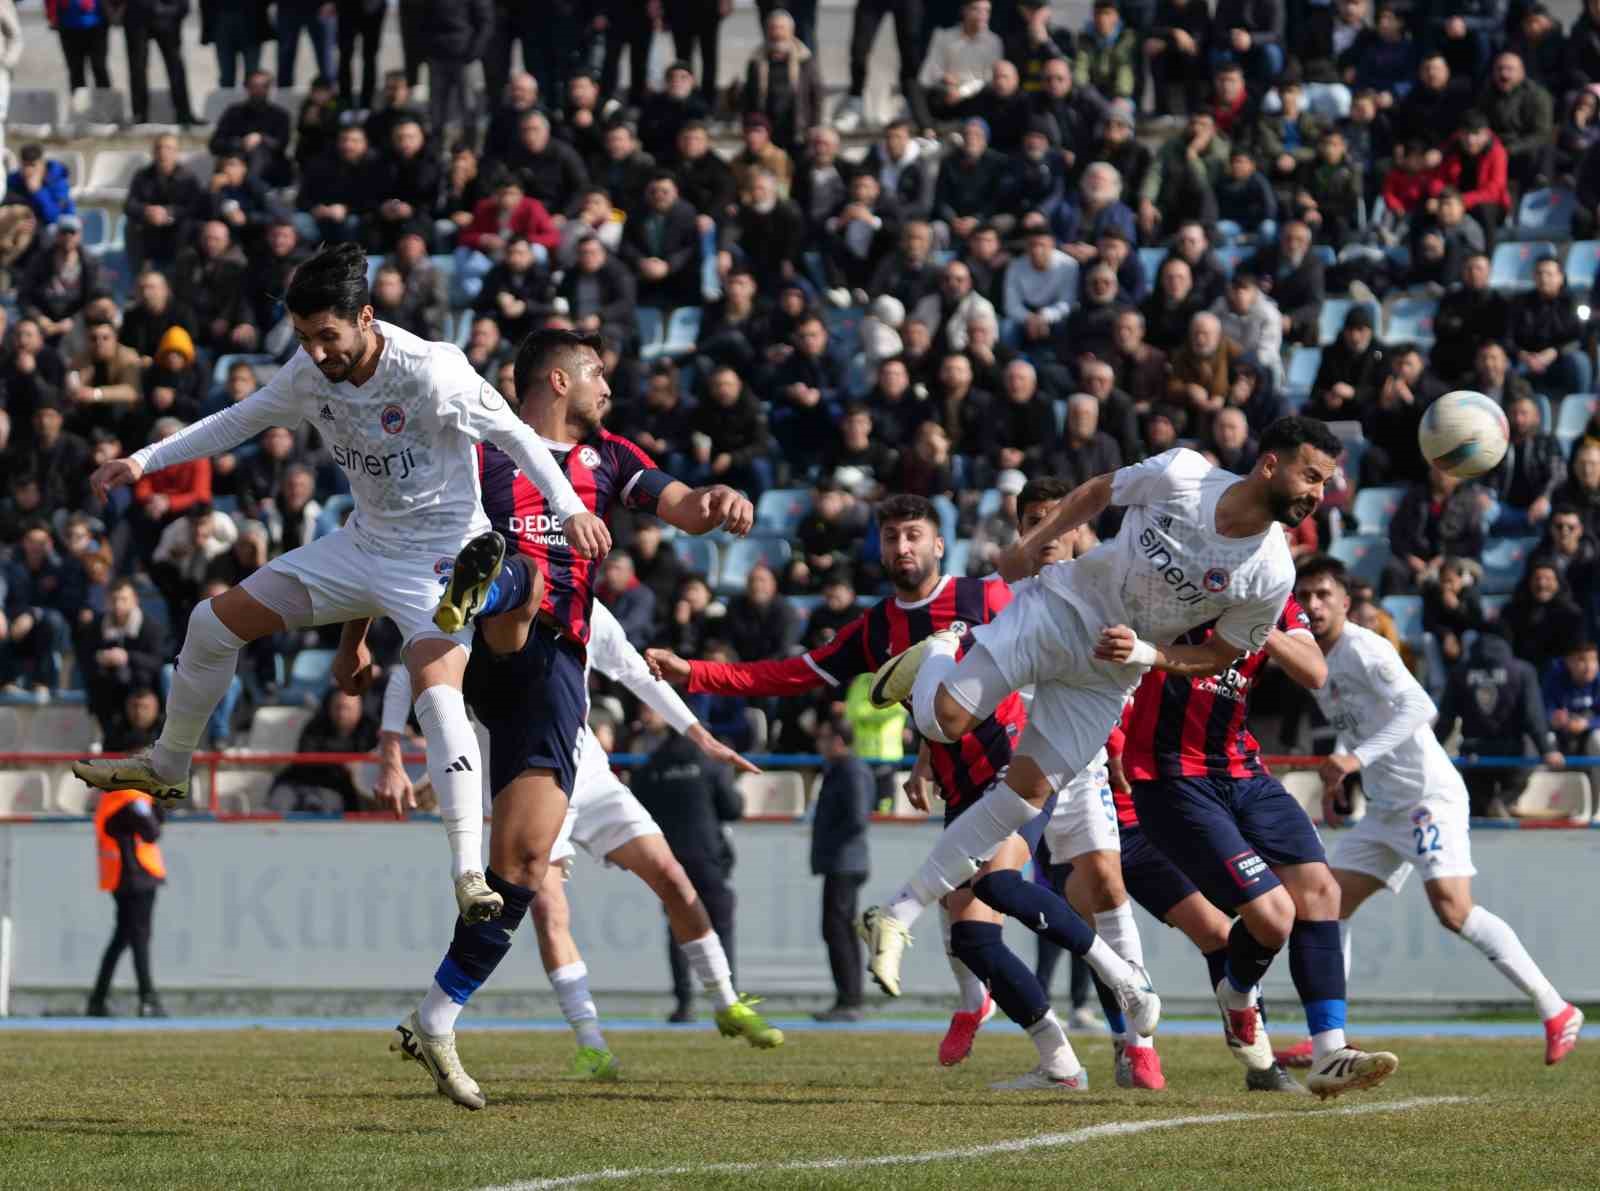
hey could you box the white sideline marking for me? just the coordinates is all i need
[476,1094,1471,1190]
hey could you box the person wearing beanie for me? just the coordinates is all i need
[134,324,205,446]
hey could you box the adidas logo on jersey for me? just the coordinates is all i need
[319,404,335,422]
[445,755,473,773]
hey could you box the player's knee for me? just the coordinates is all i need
[1293,871,1342,923]
[652,859,700,914]
[1430,893,1472,933]
[1243,889,1295,949]
[1080,852,1126,912]
[532,888,567,932]
[494,841,549,890]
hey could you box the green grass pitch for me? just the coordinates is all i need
[2,1028,1595,1189]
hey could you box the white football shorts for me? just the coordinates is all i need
[1331,796,1477,892]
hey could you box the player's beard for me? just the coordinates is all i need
[889,554,935,594]
[1270,486,1317,527]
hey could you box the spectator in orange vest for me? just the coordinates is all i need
[87,787,167,1017]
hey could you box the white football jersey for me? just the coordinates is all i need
[1037,448,1294,652]
[1310,622,1468,809]
[131,321,586,558]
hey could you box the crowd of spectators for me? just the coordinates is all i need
[1,0,1599,816]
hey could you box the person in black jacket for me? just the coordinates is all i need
[619,173,702,310]
[688,365,774,495]
[1431,252,1509,384]
[1485,392,1568,536]
[209,70,293,187]
[125,134,205,272]
[556,235,636,347]
[1308,304,1384,416]
[1244,219,1325,348]
[1360,343,1448,487]
[629,730,744,1021]
[639,62,711,163]
[86,778,167,1017]
[932,119,1010,245]
[494,110,590,216]
[672,122,739,230]
[269,688,380,812]
[1436,631,1564,817]
[1383,464,1490,595]
[125,0,201,127]
[421,0,491,140]
[78,577,166,732]
[373,116,442,251]
[812,718,874,1021]
[720,169,804,293]
[297,124,382,245]
[1506,255,1592,399]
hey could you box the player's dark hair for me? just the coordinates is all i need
[1295,553,1349,592]
[1017,478,1073,526]
[514,327,606,403]
[877,494,941,533]
[285,241,370,322]
[1569,640,1598,656]
[1259,416,1343,463]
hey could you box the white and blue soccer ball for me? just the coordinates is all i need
[1417,390,1510,479]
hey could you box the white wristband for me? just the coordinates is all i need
[1128,638,1158,668]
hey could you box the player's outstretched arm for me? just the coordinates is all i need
[1265,627,1328,690]
[997,473,1113,581]
[653,482,755,537]
[1096,624,1243,677]
[332,618,375,694]
[644,644,830,696]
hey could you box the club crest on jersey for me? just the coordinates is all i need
[948,619,969,637]
[480,381,506,412]
[1203,568,1230,593]
[380,404,406,434]
[578,446,601,469]
[1410,807,1433,827]
[434,558,453,585]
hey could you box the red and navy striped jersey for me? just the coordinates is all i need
[1121,595,1310,782]
[686,575,1027,808]
[476,431,672,645]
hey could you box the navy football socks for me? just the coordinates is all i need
[1224,917,1280,994]
[432,868,535,1007]
[972,869,1097,956]
[1289,919,1348,1037]
[950,920,1050,1029]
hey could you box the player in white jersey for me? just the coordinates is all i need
[1295,555,1584,1066]
[73,244,610,927]
[371,602,780,1104]
[858,417,1344,1014]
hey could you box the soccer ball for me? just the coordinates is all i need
[1417,391,1510,479]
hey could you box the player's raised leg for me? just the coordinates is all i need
[606,834,782,1049]
[531,863,619,1080]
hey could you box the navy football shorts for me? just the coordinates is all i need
[462,618,588,799]
[1037,822,1199,923]
[1131,775,1326,913]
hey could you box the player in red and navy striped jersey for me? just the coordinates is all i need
[650,492,1099,1087]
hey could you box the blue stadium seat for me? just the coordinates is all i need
[1382,595,1423,645]
[1490,240,1557,291]
[1351,485,1405,533]
[210,352,276,387]
[315,494,354,538]
[78,206,111,247]
[930,494,959,544]
[1317,298,1379,346]
[845,352,873,398]
[1328,535,1392,588]
[671,537,719,586]
[787,593,823,616]
[754,488,811,536]
[975,487,1003,521]
[365,254,384,288]
[658,306,703,359]
[946,539,972,576]
[1514,188,1577,240]
[635,306,664,355]
[1138,246,1167,281]
[1216,245,1248,277]
[89,247,132,303]
[1053,398,1068,435]
[1480,537,1538,595]
[1312,245,1337,269]
[282,649,336,703]
[1565,240,1600,298]
[717,536,792,594]
[453,309,473,349]
[1555,393,1598,440]
[1481,593,1510,621]
[1284,347,1321,407]
[1383,297,1438,346]
[822,304,864,355]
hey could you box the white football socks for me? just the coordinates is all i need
[885,786,1040,928]
[1084,935,1135,989]
[681,931,739,1011]
[414,684,485,880]
[1312,1027,1348,1060]
[1460,905,1566,1020]
[1094,903,1151,1046]
[1027,1009,1082,1078]
[151,600,246,783]
[910,636,961,744]
[549,961,607,1051]
[942,906,989,1014]
[418,981,464,1035]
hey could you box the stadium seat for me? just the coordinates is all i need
[635,306,664,356]
[1383,296,1438,346]
[1490,240,1557,291]
[1513,188,1577,240]
[822,304,864,355]
[79,149,150,203]
[1480,536,1539,595]
[53,771,94,815]
[77,207,112,248]
[975,487,1003,521]
[0,707,21,752]
[211,352,276,387]
[1284,347,1320,408]
[9,89,61,138]
[744,707,769,752]
[930,494,959,544]
[1138,246,1167,281]
[365,254,384,289]
[0,770,51,815]
[1328,534,1392,588]
[133,88,183,127]
[1381,594,1424,645]
[88,247,133,304]
[1281,767,1365,824]
[670,536,719,586]
[1480,593,1509,621]
[1312,245,1337,270]
[1513,771,1592,820]
[53,149,86,197]
[202,87,248,124]
[889,771,932,817]
[178,147,213,184]
[282,649,337,704]
[1053,398,1068,435]
[657,306,703,360]
[945,539,972,576]
[1317,298,1379,346]
[1216,245,1248,277]
[247,706,316,754]
[786,593,823,616]
[452,309,473,349]
[736,771,806,816]
[70,87,128,133]
[717,537,792,593]
[1555,393,1598,441]
[23,705,98,753]
[1565,241,1600,298]
[754,488,811,536]
[1351,485,1405,533]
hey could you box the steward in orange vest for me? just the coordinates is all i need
[87,790,167,1017]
